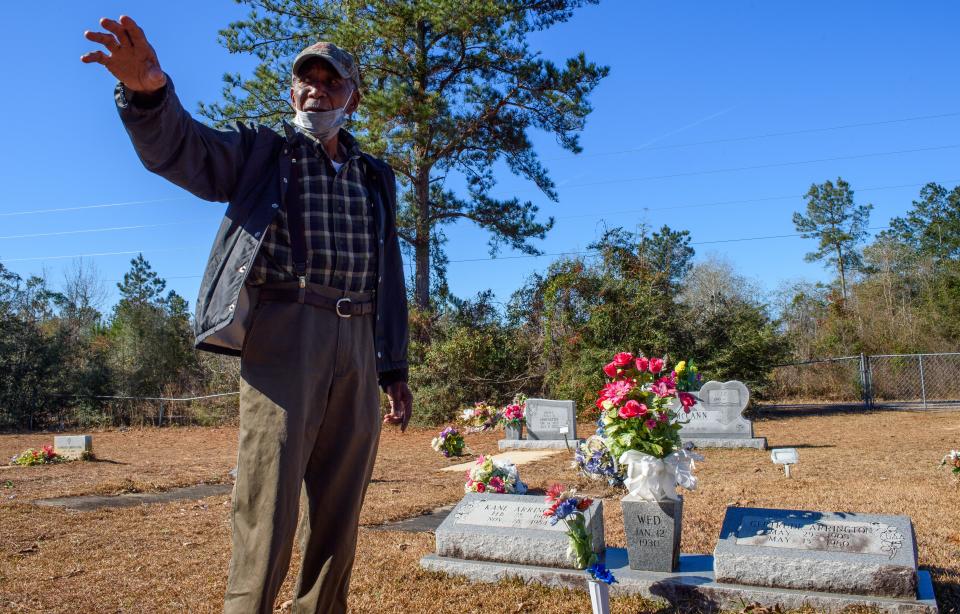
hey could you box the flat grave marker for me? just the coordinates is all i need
[714,506,919,599]
[433,492,604,569]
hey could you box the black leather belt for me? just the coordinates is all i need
[258,289,374,318]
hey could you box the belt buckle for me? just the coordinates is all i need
[335,297,352,318]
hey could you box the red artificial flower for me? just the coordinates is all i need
[618,399,648,419]
[603,361,619,378]
[577,498,593,511]
[649,357,665,374]
[612,352,634,367]
[678,391,696,409]
[645,418,658,430]
[635,356,649,372]
[475,482,486,493]
[546,483,566,503]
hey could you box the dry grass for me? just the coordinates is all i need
[0,410,958,613]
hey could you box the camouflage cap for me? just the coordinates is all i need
[292,41,362,92]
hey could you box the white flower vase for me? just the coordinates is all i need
[588,579,611,614]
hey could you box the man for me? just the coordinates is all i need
[82,15,412,613]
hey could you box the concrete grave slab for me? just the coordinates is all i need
[420,551,938,614]
[714,506,919,599]
[434,493,604,569]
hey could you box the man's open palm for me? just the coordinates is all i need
[81,16,166,94]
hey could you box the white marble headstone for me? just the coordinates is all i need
[675,381,754,438]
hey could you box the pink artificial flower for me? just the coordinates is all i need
[678,391,696,410]
[658,412,669,423]
[613,352,634,367]
[645,418,658,430]
[635,356,649,372]
[601,380,634,405]
[618,399,647,419]
[489,476,506,493]
[504,404,523,420]
[649,357,665,374]
[651,376,677,398]
[603,361,619,378]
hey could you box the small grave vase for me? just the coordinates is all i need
[621,495,683,572]
[504,422,523,440]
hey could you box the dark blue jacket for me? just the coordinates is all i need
[114,78,409,387]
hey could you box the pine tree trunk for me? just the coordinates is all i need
[837,245,847,301]
[414,172,431,310]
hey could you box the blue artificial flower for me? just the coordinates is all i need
[553,498,579,521]
[587,562,617,585]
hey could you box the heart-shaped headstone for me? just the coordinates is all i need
[697,381,749,426]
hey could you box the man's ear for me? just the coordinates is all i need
[289,86,297,110]
[346,89,361,115]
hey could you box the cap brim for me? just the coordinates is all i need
[292,53,350,80]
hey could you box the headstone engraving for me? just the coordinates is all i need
[53,435,93,460]
[714,506,919,598]
[621,495,682,572]
[525,399,576,440]
[673,381,766,449]
[435,493,604,569]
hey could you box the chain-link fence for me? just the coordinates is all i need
[768,352,960,410]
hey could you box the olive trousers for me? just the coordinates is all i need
[224,284,381,614]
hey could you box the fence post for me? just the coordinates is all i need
[918,354,928,410]
[859,353,870,410]
[158,399,165,427]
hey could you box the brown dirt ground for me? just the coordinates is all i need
[0,410,958,613]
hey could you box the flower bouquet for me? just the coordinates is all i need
[543,484,596,569]
[10,445,63,466]
[458,402,500,433]
[431,427,467,458]
[574,435,624,487]
[942,449,960,480]
[498,394,527,439]
[587,562,616,614]
[596,352,702,501]
[464,455,528,494]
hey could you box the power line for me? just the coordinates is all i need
[557,144,960,190]
[555,178,960,220]
[0,196,191,218]
[549,111,960,160]
[0,246,201,264]
[0,222,186,241]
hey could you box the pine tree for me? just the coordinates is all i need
[199,0,609,309]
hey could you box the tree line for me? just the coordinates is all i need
[1,178,957,429]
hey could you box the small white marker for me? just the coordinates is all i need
[770,447,799,478]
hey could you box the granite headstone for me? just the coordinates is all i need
[53,435,93,460]
[525,399,576,441]
[714,506,919,598]
[674,381,766,449]
[434,492,605,569]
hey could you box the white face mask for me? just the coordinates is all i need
[291,89,353,141]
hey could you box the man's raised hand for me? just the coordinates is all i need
[81,16,166,94]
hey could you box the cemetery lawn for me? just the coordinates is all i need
[0,409,958,613]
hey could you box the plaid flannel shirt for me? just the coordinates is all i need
[248,125,377,292]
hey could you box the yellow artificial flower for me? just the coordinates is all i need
[674,360,687,375]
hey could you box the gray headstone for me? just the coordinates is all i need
[714,506,918,598]
[673,381,766,448]
[435,492,604,569]
[621,495,683,572]
[525,399,576,441]
[53,435,93,460]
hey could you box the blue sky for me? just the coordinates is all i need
[1,1,958,312]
